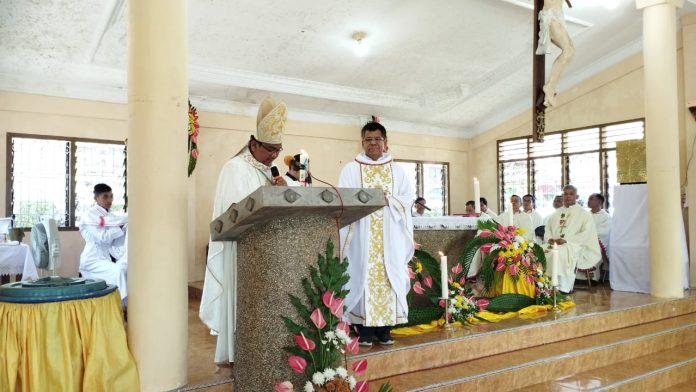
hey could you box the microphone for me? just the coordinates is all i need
[271,166,282,182]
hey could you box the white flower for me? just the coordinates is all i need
[324,331,336,341]
[336,367,348,378]
[312,372,326,385]
[537,282,544,288]
[323,368,336,380]
[348,376,357,389]
[304,381,314,392]
[335,329,350,343]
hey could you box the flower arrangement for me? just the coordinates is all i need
[278,240,392,392]
[187,101,199,177]
[408,250,489,323]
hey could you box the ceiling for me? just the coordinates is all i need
[1,0,695,138]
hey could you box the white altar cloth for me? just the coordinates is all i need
[0,243,39,280]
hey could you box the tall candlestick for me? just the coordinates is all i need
[438,251,448,299]
[473,178,481,214]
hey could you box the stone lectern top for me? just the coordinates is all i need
[210,186,385,242]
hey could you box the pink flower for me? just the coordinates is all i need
[322,291,336,309]
[451,263,463,275]
[525,274,536,284]
[477,298,490,310]
[191,148,199,159]
[288,355,307,373]
[480,243,493,254]
[336,321,350,335]
[459,276,466,285]
[352,359,368,375]
[509,264,519,276]
[275,381,293,392]
[423,275,433,288]
[497,255,506,264]
[347,337,360,354]
[413,281,425,294]
[521,258,531,268]
[495,262,506,272]
[294,333,316,351]
[479,230,492,238]
[330,298,344,318]
[408,266,416,280]
[438,299,446,308]
[355,381,369,392]
[190,133,198,144]
[310,308,326,329]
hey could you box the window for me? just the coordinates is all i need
[497,120,644,216]
[6,134,127,229]
[394,160,449,216]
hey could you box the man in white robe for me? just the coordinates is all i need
[79,183,128,301]
[199,97,288,363]
[480,197,498,221]
[581,192,612,281]
[339,121,415,347]
[499,195,535,242]
[523,194,544,243]
[544,185,601,292]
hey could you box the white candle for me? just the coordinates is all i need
[439,251,448,299]
[473,178,481,214]
[549,248,559,287]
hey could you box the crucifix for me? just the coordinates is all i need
[532,0,574,142]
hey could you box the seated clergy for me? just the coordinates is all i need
[480,197,498,221]
[581,192,612,281]
[544,185,601,293]
[499,195,535,242]
[79,183,128,301]
[413,196,429,217]
[523,194,544,242]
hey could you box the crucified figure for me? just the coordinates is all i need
[536,0,575,107]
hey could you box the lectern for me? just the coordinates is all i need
[210,186,384,391]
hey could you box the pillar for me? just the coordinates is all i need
[683,12,696,288]
[636,0,685,298]
[127,0,189,390]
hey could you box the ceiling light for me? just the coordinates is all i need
[352,32,368,57]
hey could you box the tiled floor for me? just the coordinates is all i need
[186,297,233,390]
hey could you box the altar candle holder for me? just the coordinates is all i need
[442,297,452,329]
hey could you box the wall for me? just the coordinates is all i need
[0,91,470,281]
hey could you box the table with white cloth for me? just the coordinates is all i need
[610,184,689,293]
[0,243,39,281]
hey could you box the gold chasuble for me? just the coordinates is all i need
[338,152,415,328]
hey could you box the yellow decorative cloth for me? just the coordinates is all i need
[0,290,139,391]
[488,272,536,298]
[392,300,576,336]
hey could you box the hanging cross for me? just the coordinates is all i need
[532,0,572,143]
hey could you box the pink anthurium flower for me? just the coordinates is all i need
[509,264,519,276]
[438,299,446,308]
[451,263,463,274]
[408,266,416,280]
[480,243,493,254]
[288,355,307,373]
[495,262,506,272]
[479,230,492,237]
[310,308,326,329]
[275,381,294,392]
[294,333,316,351]
[413,281,425,294]
[525,274,536,284]
[347,337,360,354]
[521,258,531,268]
[355,381,369,392]
[352,359,368,375]
[322,291,336,309]
[423,275,433,288]
[477,298,490,310]
[459,276,466,285]
[329,298,344,318]
[336,321,350,335]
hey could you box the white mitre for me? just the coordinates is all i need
[256,96,287,144]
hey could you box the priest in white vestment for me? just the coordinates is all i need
[339,121,415,347]
[578,192,612,281]
[499,195,535,242]
[480,197,498,221]
[79,183,128,301]
[199,97,288,363]
[544,185,601,292]
[523,194,544,243]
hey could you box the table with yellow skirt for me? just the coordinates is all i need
[0,282,139,391]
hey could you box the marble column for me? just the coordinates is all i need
[126,0,189,390]
[636,0,685,298]
[682,12,696,288]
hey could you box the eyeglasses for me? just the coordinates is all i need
[362,137,385,144]
[258,142,283,155]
